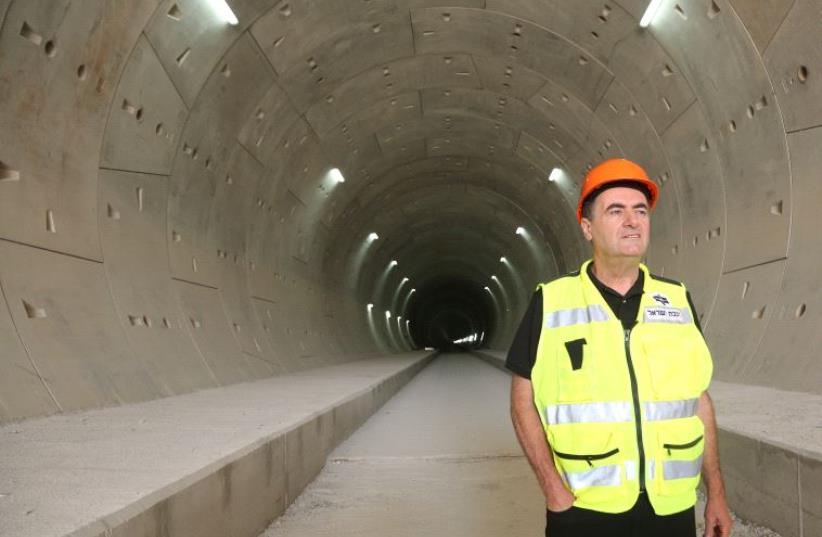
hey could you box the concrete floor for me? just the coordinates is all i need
[262,353,782,537]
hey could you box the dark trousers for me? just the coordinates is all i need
[545,493,696,537]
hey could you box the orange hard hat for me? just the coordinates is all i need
[576,158,658,222]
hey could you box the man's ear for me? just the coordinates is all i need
[580,218,593,241]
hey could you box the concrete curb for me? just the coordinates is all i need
[2,352,437,537]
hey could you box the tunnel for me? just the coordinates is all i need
[0,1,820,536]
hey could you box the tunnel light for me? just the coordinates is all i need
[484,286,492,292]
[329,168,345,184]
[367,303,374,312]
[368,232,379,242]
[549,168,562,182]
[208,0,239,25]
[639,0,664,27]
[401,277,409,284]
[406,320,410,327]
[389,259,398,267]
[500,256,507,263]
[515,226,525,236]
[491,275,499,281]
[410,288,416,294]
[386,310,392,319]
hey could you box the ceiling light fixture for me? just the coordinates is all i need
[639,0,664,28]
[208,0,239,25]
[329,168,345,183]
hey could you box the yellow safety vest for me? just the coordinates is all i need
[531,260,712,515]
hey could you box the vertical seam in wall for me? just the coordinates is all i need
[408,8,416,56]
[245,27,308,133]
[140,30,196,300]
[798,455,803,537]
[760,0,798,56]
[283,428,290,506]
[138,31,191,151]
[0,0,13,35]
[246,27,279,78]
[590,75,613,120]
[0,277,62,412]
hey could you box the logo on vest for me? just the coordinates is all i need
[644,306,690,324]
[652,293,670,306]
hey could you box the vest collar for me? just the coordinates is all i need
[578,259,650,325]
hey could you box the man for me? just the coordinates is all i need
[507,158,733,537]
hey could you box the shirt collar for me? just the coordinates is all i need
[586,262,644,299]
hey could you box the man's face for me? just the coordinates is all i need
[580,186,650,260]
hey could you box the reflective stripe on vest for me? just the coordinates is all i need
[643,398,699,421]
[664,456,703,479]
[545,401,633,425]
[624,460,637,481]
[647,456,703,481]
[544,304,610,328]
[564,463,622,490]
[545,398,697,425]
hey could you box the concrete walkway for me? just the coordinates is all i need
[0,353,432,537]
[262,352,546,536]
[263,352,784,537]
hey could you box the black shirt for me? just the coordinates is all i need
[505,264,702,379]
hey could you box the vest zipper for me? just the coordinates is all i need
[554,448,620,468]
[664,435,703,456]
[624,328,646,491]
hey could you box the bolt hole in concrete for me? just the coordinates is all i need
[19,22,42,46]
[798,65,808,83]
[44,40,57,57]
[0,161,20,182]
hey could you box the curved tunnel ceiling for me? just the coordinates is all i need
[0,0,820,422]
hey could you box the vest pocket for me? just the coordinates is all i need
[663,435,703,456]
[551,430,625,498]
[554,447,619,467]
[556,340,593,402]
[642,331,701,399]
[652,421,704,497]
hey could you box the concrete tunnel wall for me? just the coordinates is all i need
[0,0,819,424]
